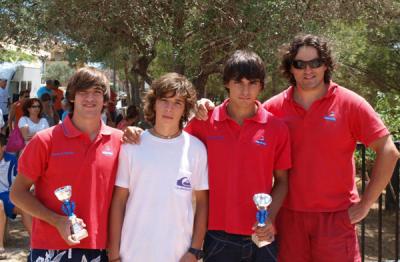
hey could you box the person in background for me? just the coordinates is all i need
[52,80,64,120]
[8,90,30,132]
[40,93,60,127]
[0,79,10,134]
[0,134,31,259]
[36,80,55,100]
[18,98,49,144]
[116,105,139,131]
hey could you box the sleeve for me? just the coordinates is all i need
[115,144,132,189]
[350,99,389,146]
[41,118,49,129]
[18,134,50,181]
[191,141,209,191]
[184,116,210,144]
[18,116,28,128]
[273,120,292,171]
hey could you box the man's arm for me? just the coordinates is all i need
[349,135,399,223]
[253,169,288,241]
[108,186,129,261]
[179,190,208,262]
[10,174,79,245]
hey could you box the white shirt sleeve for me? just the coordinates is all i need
[18,116,29,128]
[115,144,132,189]
[191,142,209,191]
[40,118,49,129]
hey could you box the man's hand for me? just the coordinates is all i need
[54,215,80,246]
[179,252,197,262]
[195,98,215,121]
[348,202,370,224]
[121,126,143,144]
[252,219,276,242]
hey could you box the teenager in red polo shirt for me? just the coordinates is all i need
[10,67,123,261]
[185,50,291,262]
[264,34,399,262]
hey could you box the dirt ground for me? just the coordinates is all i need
[3,208,398,262]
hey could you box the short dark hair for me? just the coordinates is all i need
[45,79,54,86]
[126,105,139,120]
[54,80,60,87]
[223,50,265,89]
[144,73,197,129]
[280,34,335,86]
[22,98,43,117]
[40,93,51,102]
[66,67,110,113]
[0,134,7,147]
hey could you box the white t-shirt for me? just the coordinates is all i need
[116,130,208,262]
[0,158,13,193]
[0,88,9,115]
[18,116,49,141]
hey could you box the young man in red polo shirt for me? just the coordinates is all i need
[264,34,399,262]
[186,50,291,262]
[10,67,123,261]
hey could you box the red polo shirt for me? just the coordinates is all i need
[18,116,123,249]
[185,99,291,235]
[264,82,389,212]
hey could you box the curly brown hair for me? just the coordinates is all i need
[279,34,335,86]
[144,73,197,129]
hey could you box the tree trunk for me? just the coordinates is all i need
[192,74,209,98]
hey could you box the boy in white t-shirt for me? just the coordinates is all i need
[108,73,209,262]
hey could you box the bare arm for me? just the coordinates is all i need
[349,135,399,223]
[8,104,15,131]
[10,174,79,245]
[254,169,288,241]
[108,186,129,261]
[19,126,31,141]
[179,190,208,262]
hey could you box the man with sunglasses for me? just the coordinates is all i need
[264,34,399,261]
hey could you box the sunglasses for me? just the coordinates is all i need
[292,58,324,69]
[30,105,41,109]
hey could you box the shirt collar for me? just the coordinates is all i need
[61,115,112,138]
[212,99,268,124]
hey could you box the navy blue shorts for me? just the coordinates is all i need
[29,248,108,262]
[0,191,16,219]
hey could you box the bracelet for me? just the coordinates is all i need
[109,258,121,262]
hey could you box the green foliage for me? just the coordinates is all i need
[0,49,37,62]
[375,92,400,141]
[43,62,74,85]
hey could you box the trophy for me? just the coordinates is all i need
[54,185,88,241]
[251,193,273,247]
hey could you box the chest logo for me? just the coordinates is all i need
[176,177,192,191]
[101,145,113,156]
[255,136,267,146]
[323,111,336,122]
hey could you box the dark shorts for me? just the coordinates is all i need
[2,114,8,125]
[0,191,16,219]
[28,248,108,262]
[204,230,277,262]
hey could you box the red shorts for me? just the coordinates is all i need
[276,208,361,262]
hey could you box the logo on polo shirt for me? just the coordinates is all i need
[207,135,224,140]
[176,177,192,191]
[323,111,336,122]
[101,145,114,156]
[255,136,267,146]
[51,152,75,157]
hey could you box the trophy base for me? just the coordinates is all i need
[251,234,273,248]
[73,228,88,241]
